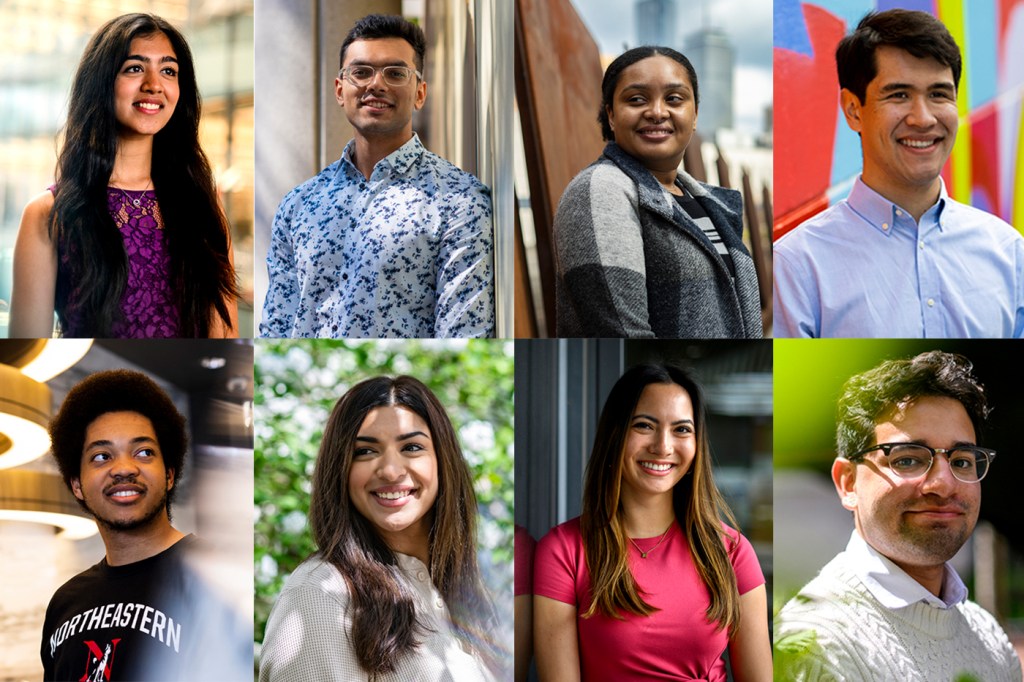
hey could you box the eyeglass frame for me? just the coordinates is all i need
[845,442,996,482]
[338,64,424,88]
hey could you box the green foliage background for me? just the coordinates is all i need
[254,339,515,649]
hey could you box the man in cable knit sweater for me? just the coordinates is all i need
[775,351,1022,682]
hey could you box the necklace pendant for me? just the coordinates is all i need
[133,198,141,207]
[641,551,647,558]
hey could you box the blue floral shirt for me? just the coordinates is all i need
[259,134,494,338]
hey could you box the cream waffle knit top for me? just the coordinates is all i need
[775,553,1021,682]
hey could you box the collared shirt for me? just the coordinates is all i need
[774,176,1024,338]
[843,530,967,610]
[260,134,494,338]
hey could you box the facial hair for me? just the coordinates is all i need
[81,475,171,531]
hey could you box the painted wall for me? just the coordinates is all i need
[773,0,1024,237]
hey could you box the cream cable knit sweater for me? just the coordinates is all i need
[775,554,1021,682]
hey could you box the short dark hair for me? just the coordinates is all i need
[598,46,700,142]
[836,9,962,103]
[339,14,426,74]
[49,370,188,506]
[836,351,988,459]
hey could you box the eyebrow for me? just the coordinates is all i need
[85,436,159,451]
[355,430,431,443]
[878,81,955,94]
[346,60,412,68]
[621,82,689,92]
[631,414,694,427]
[124,54,179,64]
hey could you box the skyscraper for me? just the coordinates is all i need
[684,26,734,136]
[635,0,677,47]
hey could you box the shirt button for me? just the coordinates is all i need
[416,570,427,581]
[881,223,889,231]
[435,598,445,609]
[895,209,903,217]
[919,241,925,249]
[342,273,348,280]
[927,298,935,307]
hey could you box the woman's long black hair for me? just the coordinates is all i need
[52,13,237,337]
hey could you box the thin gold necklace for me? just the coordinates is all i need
[628,523,673,559]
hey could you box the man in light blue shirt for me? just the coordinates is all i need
[774,9,1024,338]
[260,14,494,338]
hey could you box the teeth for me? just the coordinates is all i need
[640,462,672,472]
[901,139,935,148]
[375,490,412,500]
[136,102,160,111]
[365,102,390,109]
[111,490,138,497]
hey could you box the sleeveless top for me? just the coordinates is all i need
[58,187,180,338]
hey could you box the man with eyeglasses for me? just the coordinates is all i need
[260,13,494,339]
[773,9,1024,338]
[775,351,1021,681]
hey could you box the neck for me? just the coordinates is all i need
[649,167,681,195]
[891,557,946,598]
[620,489,676,537]
[99,517,184,566]
[861,173,941,222]
[111,136,155,189]
[380,524,430,566]
[352,131,413,180]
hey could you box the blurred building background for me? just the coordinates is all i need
[514,0,773,338]
[0,339,253,681]
[774,0,1024,239]
[516,338,773,681]
[774,339,1024,664]
[0,0,256,338]
[253,0,513,337]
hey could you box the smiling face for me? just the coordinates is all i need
[619,382,697,505]
[348,405,439,559]
[336,37,426,147]
[606,55,698,173]
[842,45,958,209]
[71,411,174,531]
[834,395,980,574]
[113,32,180,140]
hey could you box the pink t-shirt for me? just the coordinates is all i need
[515,524,537,596]
[534,517,764,682]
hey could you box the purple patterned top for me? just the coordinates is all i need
[60,188,180,338]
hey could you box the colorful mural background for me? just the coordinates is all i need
[773,0,1024,238]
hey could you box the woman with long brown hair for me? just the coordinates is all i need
[533,364,771,681]
[259,375,504,681]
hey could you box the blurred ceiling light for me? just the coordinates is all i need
[19,339,92,382]
[0,365,52,469]
[0,471,97,540]
[201,356,227,369]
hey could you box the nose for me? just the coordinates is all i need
[905,95,937,128]
[645,98,666,121]
[109,453,141,478]
[365,68,389,91]
[920,451,958,494]
[648,428,674,456]
[141,67,162,93]
[375,451,405,481]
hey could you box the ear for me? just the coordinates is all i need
[840,88,863,133]
[414,79,427,111]
[606,105,616,135]
[335,77,345,108]
[166,468,175,491]
[71,477,84,501]
[832,458,858,511]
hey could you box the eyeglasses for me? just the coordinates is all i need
[848,442,996,483]
[339,65,422,88]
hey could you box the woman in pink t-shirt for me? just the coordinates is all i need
[533,364,772,681]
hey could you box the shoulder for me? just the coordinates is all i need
[682,174,742,214]
[277,161,345,209]
[556,159,638,223]
[718,525,764,590]
[418,150,490,195]
[956,599,1015,643]
[536,518,583,556]
[943,199,1022,242]
[45,561,105,613]
[20,190,55,234]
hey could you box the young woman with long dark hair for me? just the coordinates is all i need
[10,13,237,338]
[259,375,505,681]
[533,364,772,681]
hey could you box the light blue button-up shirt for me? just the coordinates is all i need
[259,134,494,338]
[774,176,1024,338]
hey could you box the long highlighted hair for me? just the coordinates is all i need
[580,364,741,634]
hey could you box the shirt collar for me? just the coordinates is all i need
[338,133,425,180]
[846,175,949,236]
[845,530,967,610]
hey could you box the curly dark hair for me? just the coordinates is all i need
[49,369,188,507]
[836,9,961,103]
[339,14,426,73]
[836,350,988,459]
[598,46,700,142]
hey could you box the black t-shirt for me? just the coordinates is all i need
[40,535,246,681]
[672,190,737,278]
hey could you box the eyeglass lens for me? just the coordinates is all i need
[345,66,414,86]
[885,444,989,481]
